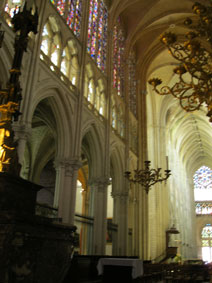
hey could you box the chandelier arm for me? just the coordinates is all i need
[159,84,190,98]
[178,96,201,111]
[156,80,202,112]
[165,43,189,62]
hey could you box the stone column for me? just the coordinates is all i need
[54,158,81,225]
[90,177,109,255]
[0,1,6,12]
[133,184,140,256]
[113,192,129,256]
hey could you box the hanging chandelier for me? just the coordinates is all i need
[125,160,171,194]
[148,2,212,122]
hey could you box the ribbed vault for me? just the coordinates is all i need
[109,0,212,186]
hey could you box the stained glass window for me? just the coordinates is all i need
[202,225,212,238]
[93,81,105,116]
[196,202,212,215]
[113,17,125,97]
[40,19,62,70]
[56,0,66,16]
[87,80,95,103]
[69,55,79,86]
[66,0,82,38]
[50,0,65,15]
[4,0,22,18]
[117,108,124,137]
[51,43,60,66]
[60,41,79,85]
[202,240,209,247]
[202,224,212,263]
[129,50,137,117]
[112,107,116,129]
[61,50,67,75]
[87,0,108,73]
[194,166,212,201]
[41,24,50,56]
[94,86,100,109]
[50,0,82,37]
[99,92,105,116]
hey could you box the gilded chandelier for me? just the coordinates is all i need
[148,2,212,122]
[125,160,171,194]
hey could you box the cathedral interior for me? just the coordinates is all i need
[1,0,212,282]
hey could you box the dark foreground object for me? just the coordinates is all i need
[64,255,212,283]
[0,172,76,283]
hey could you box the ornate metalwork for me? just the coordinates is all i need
[0,3,38,174]
[148,2,212,122]
[125,160,171,194]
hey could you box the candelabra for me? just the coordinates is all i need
[0,4,38,174]
[125,160,171,194]
[148,2,212,122]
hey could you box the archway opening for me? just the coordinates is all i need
[201,224,212,263]
[194,166,212,262]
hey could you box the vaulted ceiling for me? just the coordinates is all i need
[109,0,212,176]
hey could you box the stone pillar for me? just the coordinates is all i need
[90,178,109,255]
[133,185,140,256]
[54,158,81,225]
[113,192,129,256]
[0,1,6,12]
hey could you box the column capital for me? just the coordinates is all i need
[112,191,129,200]
[12,122,32,140]
[88,176,110,187]
[54,158,81,177]
[88,176,110,192]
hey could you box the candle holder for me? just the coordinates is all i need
[125,160,171,194]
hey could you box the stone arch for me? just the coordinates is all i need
[81,121,104,180]
[110,144,125,194]
[196,217,212,259]
[29,82,74,158]
[23,90,75,210]
[24,97,57,183]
